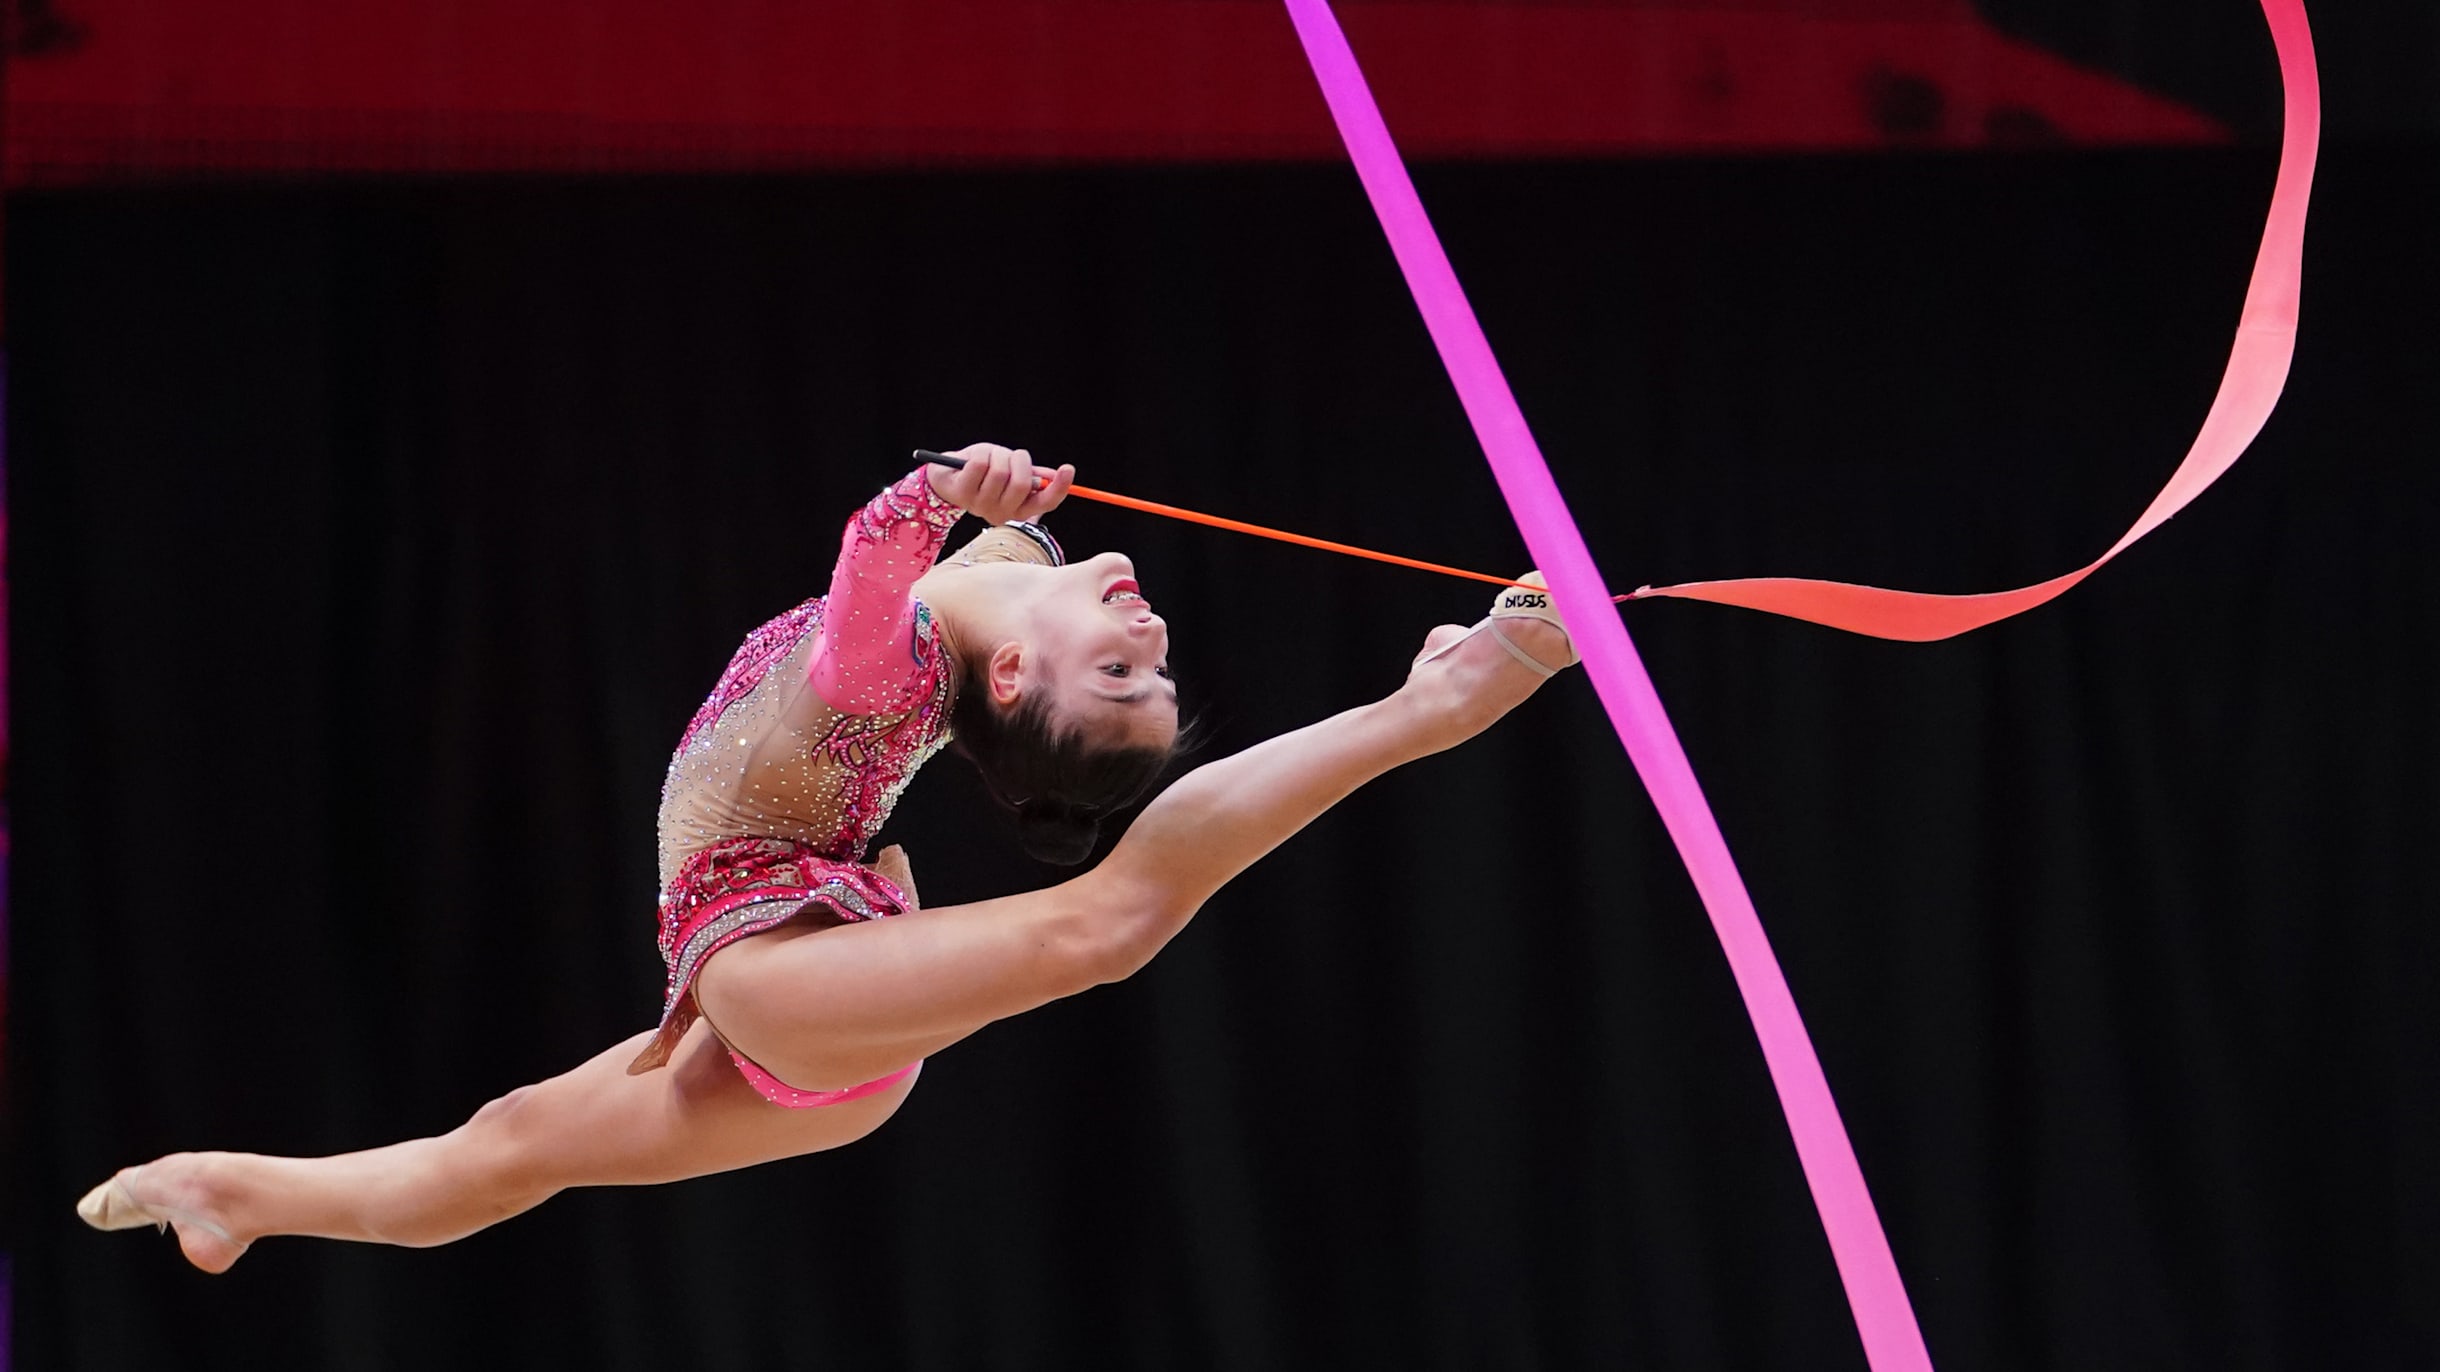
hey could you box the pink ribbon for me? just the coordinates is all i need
[1626,2,2318,639]
[1283,1,2315,1366]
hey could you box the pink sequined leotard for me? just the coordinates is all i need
[624,469,1055,1106]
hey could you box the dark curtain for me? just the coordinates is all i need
[9,149,2436,1371]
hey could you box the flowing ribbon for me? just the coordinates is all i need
[1625,4,2318,640]
[1282,0,1940,1363]
[1283,1,2314,1366]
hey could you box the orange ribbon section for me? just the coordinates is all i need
[1626,4,2319,641]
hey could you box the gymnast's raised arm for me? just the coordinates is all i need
[807,443,1075,715]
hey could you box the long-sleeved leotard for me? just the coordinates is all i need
[629,469,1055,1095]
[655,468,963,889]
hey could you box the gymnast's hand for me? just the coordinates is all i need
[924,443,1075,526]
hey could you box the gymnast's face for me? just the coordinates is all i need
[1003,552,1179,749]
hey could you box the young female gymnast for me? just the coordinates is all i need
[76,442,1577,1272]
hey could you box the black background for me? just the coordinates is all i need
[1976,0,2439,142]
[10,144,2438,1368]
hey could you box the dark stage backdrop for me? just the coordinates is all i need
[9,150,2437,1371]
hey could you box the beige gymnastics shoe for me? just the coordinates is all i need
[76,1165,251,1272]
[1413,572,1579,677]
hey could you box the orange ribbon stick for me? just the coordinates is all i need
[915,450,1625,601]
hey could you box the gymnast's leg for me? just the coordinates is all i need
[87,614,1562,1272]
[90,1015,913,1273]
[693,612,1567,1093]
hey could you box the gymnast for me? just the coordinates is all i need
[77,442,1576,1272]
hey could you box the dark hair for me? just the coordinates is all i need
[949,661,1183,865]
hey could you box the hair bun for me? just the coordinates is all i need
[1015,800,1101,866]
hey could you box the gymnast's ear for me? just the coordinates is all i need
[985,641,1026,709]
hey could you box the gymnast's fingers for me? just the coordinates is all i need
[1004,448,1046,510]
[1021,463,1075,520]
[931,441,1004,510]
[1004,449,1039,518]
[964,444,1007,517]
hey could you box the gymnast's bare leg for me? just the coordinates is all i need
[91,613,1565,1273]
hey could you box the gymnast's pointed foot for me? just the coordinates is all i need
[77,1157,252,1274]
[1401,572,1576,743]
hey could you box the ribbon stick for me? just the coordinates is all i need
[1629,2,2318,641]
[1280,2,1934,1367]
[919,447,1624,594]
[1065,483,1629,597]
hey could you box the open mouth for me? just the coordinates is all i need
[1102,578,1146,607]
